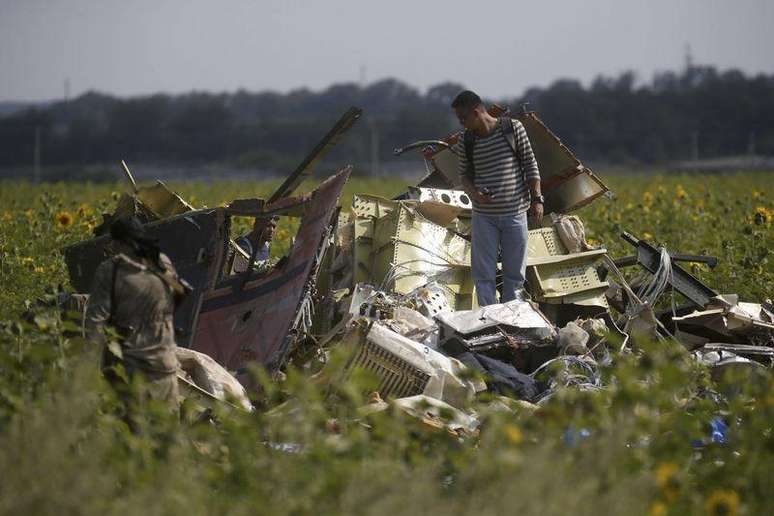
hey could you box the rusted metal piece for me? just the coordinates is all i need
[516,112,608,213]
[267,107,362,204]
[191,168,351,381]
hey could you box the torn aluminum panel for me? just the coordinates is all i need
[191,169,351,382]
[436,299,554,337]
[349,193,472,292]
[672,296,774,347]
[526,227,609,309]
[351,194,399,285]
[699,343,774,366]
[268,106,362,204]
[437,300,557,374]
[417,106,609,214]
[405,186,472,227]
[370,203,474,311]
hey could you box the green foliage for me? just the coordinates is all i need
[0,173,772,515]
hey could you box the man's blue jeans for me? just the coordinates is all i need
[471,211,529,306]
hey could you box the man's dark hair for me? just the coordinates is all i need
[451,90,482,110]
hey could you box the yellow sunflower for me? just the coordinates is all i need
[503,424,523,445]
[675,184,687,200]
[754,206,772,225]
[56,211,74,227]
[704,489,739,516]
[654,462,680,501]
[648,501,667,516]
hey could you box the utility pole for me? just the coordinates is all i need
[690,131,699,161]
[684,42,693,72]
[33,126,41,183]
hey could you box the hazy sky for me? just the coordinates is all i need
[1,0,771,102]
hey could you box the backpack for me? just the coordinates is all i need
[463,116,522,182]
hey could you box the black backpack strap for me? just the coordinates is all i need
[499,116,517,155]
[463,129,476,179]
[499,116,525,184]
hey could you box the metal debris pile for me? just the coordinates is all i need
[61,106,773,433]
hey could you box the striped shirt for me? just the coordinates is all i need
[455,118,540,215]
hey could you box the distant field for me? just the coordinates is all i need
[0,171,773,514]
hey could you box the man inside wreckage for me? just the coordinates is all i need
[63,103,773,432]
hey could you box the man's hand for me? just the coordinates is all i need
[461,176,493,204]
[472,189,494,204]
[529,201,544,224]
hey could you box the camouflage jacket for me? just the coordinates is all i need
[85,252,180,374]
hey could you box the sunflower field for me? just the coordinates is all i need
[0,171,772,516]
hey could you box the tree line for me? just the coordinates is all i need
[1,65,773,177]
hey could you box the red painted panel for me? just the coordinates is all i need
[191,169,350,383]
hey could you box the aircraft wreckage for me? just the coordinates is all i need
[61,105,774,430]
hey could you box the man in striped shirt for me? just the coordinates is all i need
[451,90,543,306]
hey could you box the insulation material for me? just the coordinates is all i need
[548,213,592,254]
[176,347,253,411]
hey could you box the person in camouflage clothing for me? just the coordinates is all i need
[85,216,189,424]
